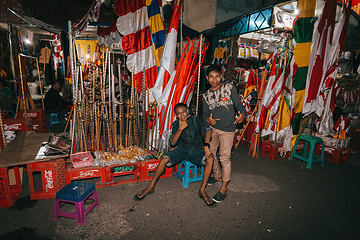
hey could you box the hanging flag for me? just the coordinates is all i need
[52,34,63,69]
[147,0,166,67]
[72,0,101,35]
[115,0,159,93]
[255,53,278,133]
[97,21,122,47]
[277,55,295,133]
[149,0,182,103]
[303,0,351,116]
[243,69,256,99]
[261,59,285,136]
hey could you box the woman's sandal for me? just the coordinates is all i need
[198,194,217,207]
[133,188,155,201]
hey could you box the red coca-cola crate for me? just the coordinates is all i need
[139,159,174,182]
[2,118,31,132]
[66,166,107,188]
[31,122,46,133]
[0,166,22,208]
[18,109,46,133]
[315,145,350,164]
[261,140,291,160]
[26,158,66,200]
[105,162,140,187]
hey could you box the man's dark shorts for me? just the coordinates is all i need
[163,146,206,167]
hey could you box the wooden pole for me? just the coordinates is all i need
[35,59,44,109]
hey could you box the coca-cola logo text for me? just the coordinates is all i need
[45,170,54,189]
[73,170,99,179]
[4,123,22,131]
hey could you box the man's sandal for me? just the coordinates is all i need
[212,191,227,203]
[133,189,155,201]
[198,194,217,207]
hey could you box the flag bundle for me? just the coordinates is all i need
[303,0,352,117]
[304,0,351,136]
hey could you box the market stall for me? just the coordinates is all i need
[206,0,359,164]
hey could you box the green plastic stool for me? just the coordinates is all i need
[290,135,325,169]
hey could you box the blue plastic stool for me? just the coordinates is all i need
[49,113,61,127]
[53,181,100,225]
[175,160,204,188]
[290,135,325,169]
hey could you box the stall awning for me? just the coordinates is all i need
[203,6,273,39]
[7,8,62,34]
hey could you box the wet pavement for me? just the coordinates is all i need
[1,143,360,240]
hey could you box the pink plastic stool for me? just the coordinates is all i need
[53,181,100,225]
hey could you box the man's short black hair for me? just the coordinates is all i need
[174,103,188,113]
[51,80,61,86]
[206,64,222,76]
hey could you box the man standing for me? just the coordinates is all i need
[134,103,216,207]
[203,64,246,203]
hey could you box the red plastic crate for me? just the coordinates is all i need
[31,122,46,133]
[2,118,31,132]
[0,166,22,209]
[261,140,291,160]
[70,151,94,169]
[66,166,107,188]
[139,159,174,182]
[315,146,350,164]
[105,162,140,187]
[26,158,66,200]
[18,109,46,133]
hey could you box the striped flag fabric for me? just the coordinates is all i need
[52,34,63,69]
[277,55,295,133]
[115,0,165,93]
[147,0,166,67]
[303,0,351,116]
[149,0,182,103]
[96,21,121,47]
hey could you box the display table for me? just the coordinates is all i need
[0,132,69,208]
[0,131,68,168]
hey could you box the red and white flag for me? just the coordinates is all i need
[52,34,63,69]
[303,0,351,116]
[115,0,158,93]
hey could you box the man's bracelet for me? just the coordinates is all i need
[204,143,210,148]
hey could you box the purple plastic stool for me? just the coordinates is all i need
[53,181,100,225]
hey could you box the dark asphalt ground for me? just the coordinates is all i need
[1,143,360,240]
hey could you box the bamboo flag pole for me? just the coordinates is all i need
[0,110,6,151]
[251,68,268,157]
[117,59,123,147]
[196,35,203,116]
[17,54,27,123]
